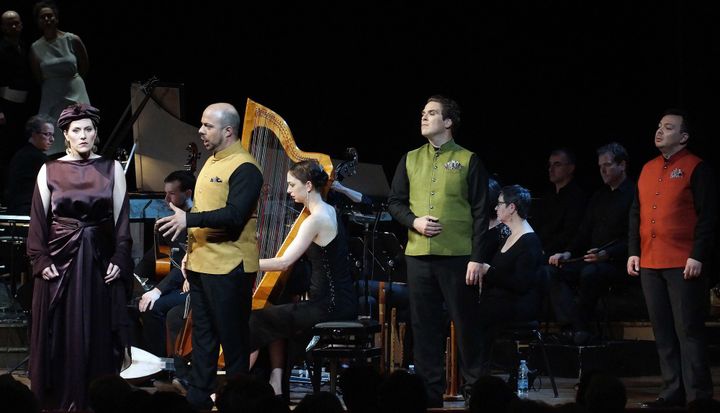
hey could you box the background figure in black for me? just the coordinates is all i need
[0,10,35,203]
[544,143,635,345]
[136,170,195,358]
[476,185,544,369]
[4,114,53,214]
[531,148,588,258]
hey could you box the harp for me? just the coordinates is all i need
[241,99,334,310]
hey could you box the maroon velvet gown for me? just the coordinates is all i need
[26,157,133,411]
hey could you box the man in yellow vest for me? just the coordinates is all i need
[157,102,263,410]
[388,95,489,407]
[628,109,717,408]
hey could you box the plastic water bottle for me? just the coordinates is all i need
[517,360,529,398]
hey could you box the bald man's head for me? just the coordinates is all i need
[205,103,241,137]
[199,103,241,153]
[1,11,23,38]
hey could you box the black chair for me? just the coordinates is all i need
[487,320,559,398]
[310,319,381,394]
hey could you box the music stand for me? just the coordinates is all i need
[348,208,392,319]
[336,162,391,319]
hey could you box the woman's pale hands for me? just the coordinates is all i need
[105,262,121,283]
[41,264,60,280]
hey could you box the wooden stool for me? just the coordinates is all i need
[311,319,381,394]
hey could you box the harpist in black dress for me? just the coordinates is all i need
[249,229,357,350]
[248,160,357,396]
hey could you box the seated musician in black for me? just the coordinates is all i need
[531,148,588,260]
[135,170,195,358]
[3,114,54,214]
[249,160,357,396]
[542,143,635,345]
[475,185,544,370]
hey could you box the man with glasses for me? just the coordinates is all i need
[543,143,635,345]
[4,114,54,214]
[532,148,588,259]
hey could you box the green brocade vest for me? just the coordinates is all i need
[405,140,473,256]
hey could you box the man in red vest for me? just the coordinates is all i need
[627,109,717,408]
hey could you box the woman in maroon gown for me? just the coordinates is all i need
[26,103,133,410]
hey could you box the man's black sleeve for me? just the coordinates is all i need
[186,163,263,229]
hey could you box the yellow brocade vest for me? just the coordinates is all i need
[405,140,473,256]
[186,140,260,274]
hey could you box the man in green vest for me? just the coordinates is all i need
[388,95,489,407]
[156,102,263,410]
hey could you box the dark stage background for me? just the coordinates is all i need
[4,0,719,197]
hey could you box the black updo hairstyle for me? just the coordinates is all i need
[289,160,329,192]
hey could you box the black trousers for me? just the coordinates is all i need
[544,261,624,331]
[641,268,713,403]
[140,290,186,357]
[406,255,483,407]
[185,265,255,409]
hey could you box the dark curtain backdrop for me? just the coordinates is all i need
[4,0,719,195]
